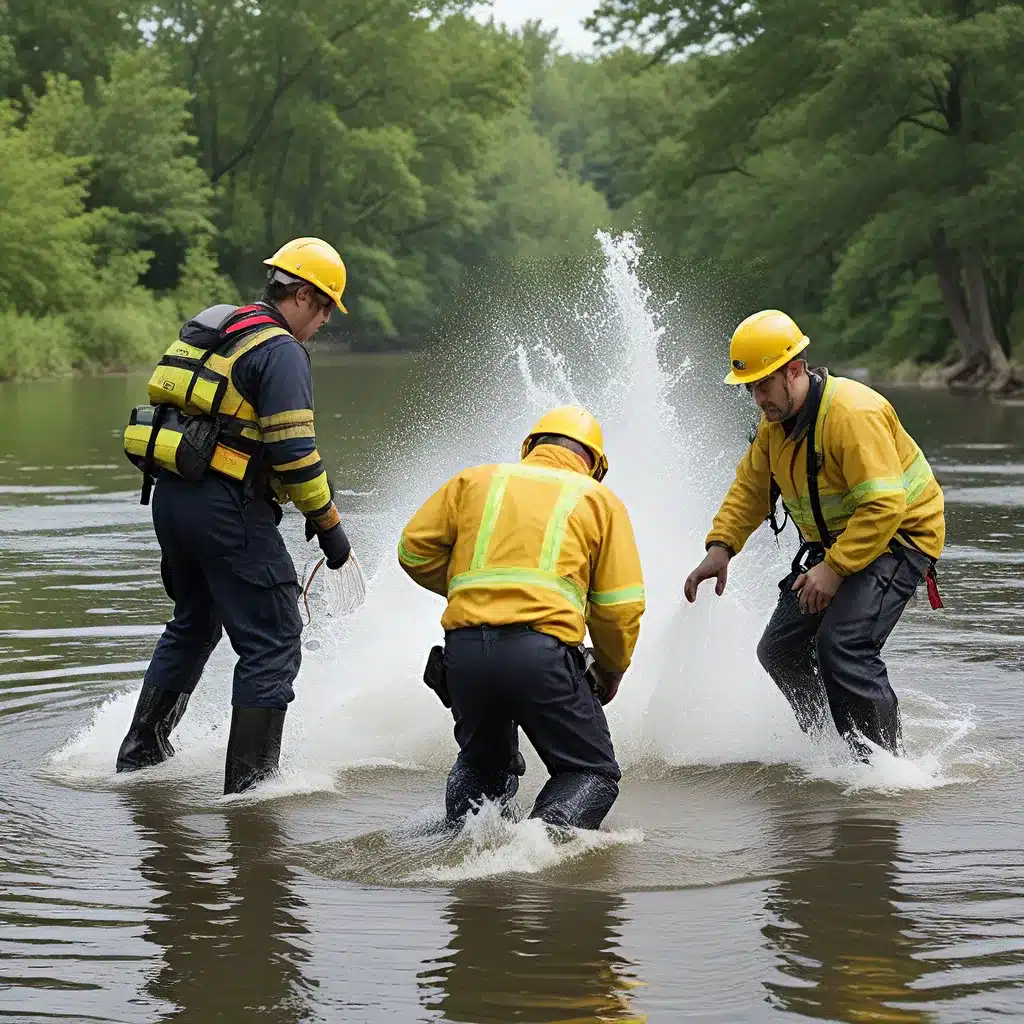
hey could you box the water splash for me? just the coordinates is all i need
[48,231,978,820]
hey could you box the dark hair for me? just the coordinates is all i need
[529,433,594,468]
[261,270,331,311]
[261,278,303,307]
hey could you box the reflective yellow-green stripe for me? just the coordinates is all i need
[471,466,512,569]
[540,478,591,571]
[398,537,431,566]
[903,450,934,505]
[448,567,586,614]
[287,473,332,513]
[785,450,936,534]
[588,585,645,607]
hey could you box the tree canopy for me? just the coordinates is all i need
[0,0,1020,389]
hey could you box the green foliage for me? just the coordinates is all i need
[8,0,1017,381]
[25,49,214,287]
[0,3,616,377]
[0,0,145,98]
[583,0,1024,375]
[0,310,76,380]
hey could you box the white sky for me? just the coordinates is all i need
[476,0,601,53]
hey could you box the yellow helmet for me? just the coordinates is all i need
[724,309,809,385]
[521,405,608,481]
[264,237,349,313]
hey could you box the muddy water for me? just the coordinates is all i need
[1,361,1023,1023]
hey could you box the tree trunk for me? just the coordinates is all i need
[932,231,985,386]
[964,252,1019,393]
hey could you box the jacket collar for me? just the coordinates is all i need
[522,443,593,477]
[780,368,828,441]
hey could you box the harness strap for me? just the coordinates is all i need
[767,474,789,539]
[140,404,169,506]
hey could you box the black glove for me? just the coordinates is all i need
[317,522,351,569]
[305,516,318,543]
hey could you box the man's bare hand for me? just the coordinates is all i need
[684,545,732,603]
[792,560,842,615]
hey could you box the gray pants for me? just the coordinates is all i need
[757,544,931,755]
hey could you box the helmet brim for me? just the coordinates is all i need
[724,336,809,385]
[263,258,348,315]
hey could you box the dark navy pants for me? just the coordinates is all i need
[444,626,620,798]
[757,544,931,754]
[144,474,303,709]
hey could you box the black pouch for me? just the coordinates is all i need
[176,415,220,481]
[423,645,450,707]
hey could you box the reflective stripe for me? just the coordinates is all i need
[449,567,586,614]
[262,424,315,443]
[785,440,937,536]
[903,450,934,505]
[287,472,332,514]
[398,538,432,566]
[275,450,322,473]
[589,585,645,607]
[540,477,592,571]
[471,466,512,569]
[448,463,597,614]
[259,408,315,430]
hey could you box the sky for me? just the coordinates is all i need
[478,0,600,53]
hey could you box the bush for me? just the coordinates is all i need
[68,292,180,372]
[0,310,77,380]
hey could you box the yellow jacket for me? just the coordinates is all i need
[707,374,945,576]
[398,444,646,673]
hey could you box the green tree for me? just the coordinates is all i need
[589,0,1024,391]
[26,48,215,289]
[0,0,145,98]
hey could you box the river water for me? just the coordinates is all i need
[1,237,1023,1023]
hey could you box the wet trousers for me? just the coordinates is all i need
[444,625,621,829]
[145,475,303,709]
[757,544,931,755]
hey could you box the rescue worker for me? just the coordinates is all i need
[398,407,646,830]
[684,310,945,757]
[117,237,353,793]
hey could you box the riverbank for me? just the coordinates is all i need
[835,359,1024,401]
[0,341,420,385]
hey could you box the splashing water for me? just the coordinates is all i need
[49,231,980,824]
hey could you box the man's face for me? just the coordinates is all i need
[746,366,796,422]
[290,286,333,343]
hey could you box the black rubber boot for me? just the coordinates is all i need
[529,771,619,830]
[223,707,286,795]
[444,756,520,827]
[116,684,190,773]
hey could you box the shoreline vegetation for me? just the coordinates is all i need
[0,3,1020,392]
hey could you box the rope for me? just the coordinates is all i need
[301,556,326,626]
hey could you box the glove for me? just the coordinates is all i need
[305,516,318,543]
[317,522,351,570]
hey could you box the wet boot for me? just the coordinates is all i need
[223,707,286,795]
[529,771,619,830]
[116,684,190,773]
[444,755,520,828]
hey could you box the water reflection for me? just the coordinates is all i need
[123,791,313,1022]
[763,815,931,1023]
[420,882,645,1023]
